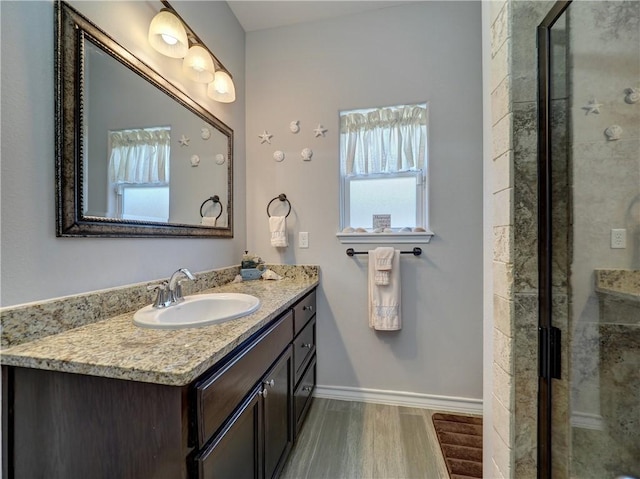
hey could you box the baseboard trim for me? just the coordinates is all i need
[314,385,483,415]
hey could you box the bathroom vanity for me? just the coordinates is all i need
[1,274,318,479]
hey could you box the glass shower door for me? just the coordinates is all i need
[540,1,640,478]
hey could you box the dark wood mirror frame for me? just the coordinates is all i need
[55,1,233,237]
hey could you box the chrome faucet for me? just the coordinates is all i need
[148,268,196,308]
[168,268,196,304]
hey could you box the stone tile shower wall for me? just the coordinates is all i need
[490,1,571,478]
[568,2,640,477]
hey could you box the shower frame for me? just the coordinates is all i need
[536,1,571,478]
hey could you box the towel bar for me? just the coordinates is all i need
[346,247,422,257]
[266,193,292,218]
[200,195,223,220]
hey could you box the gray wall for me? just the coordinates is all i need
[245,2,484,401]
[1,0,484,403]
[0,1,246,306]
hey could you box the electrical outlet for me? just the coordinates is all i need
[611,229,626,249]
[299,232,309,248]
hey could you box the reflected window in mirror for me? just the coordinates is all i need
[106,126,171,222]
[337,103,433,243]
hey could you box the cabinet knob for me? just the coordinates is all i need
[303,305,313,312]
[259,388,268,398]
[302,386,313,392]
[302,343,313,349]
[263,379,275,388]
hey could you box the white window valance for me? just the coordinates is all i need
[108,127,170,184]
[340,104,427,176]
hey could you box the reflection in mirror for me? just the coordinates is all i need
[56,1,233,237]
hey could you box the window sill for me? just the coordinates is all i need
[336,231,434,244]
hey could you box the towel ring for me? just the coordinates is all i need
[266,193,291,218]
[200,195,223,220]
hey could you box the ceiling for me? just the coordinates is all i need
[227,1,413,32]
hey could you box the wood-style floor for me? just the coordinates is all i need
[281,398,451,479]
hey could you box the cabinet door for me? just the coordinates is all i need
[263,346,293,479]
[195,386,263,479]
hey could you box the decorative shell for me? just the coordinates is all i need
[273,150,285,162]
[625,88,640,104]
[201,127,211,140]
[301,148,313,161]
[215,154,226,165]
[190,155,200,166]
[289,121,300,133]
[604,125,623,141]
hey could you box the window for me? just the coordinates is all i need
[338,103,433,243]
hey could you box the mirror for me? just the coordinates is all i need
[55,2,233,237]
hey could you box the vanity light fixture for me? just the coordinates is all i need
[148,9,189,58]
[149,1,236,102]
[207,71,236,103]
[183,45,215,83]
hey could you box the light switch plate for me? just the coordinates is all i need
[299,232,309,248]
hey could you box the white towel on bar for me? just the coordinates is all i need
[269,216,288,247]
[201,217,216,227]
[368,249,401,330]
[373,247,395,285]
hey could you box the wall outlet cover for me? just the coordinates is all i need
[611,229,626,249]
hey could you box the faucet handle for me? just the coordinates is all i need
[147,281,169,308]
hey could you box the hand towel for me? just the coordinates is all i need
[201,217,217,226]
[368,249,401,330]
[373,247,395,285]
[269,216,288,247]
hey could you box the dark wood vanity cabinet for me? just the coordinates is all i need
[192,313,294,479]
[2,288,317,479]
[291,290,317,439]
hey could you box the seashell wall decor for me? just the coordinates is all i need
[301,148,313,161]
[604,124,623,141]
[624,87,639,104]
[273,150,285,162]
[258,130,273,144]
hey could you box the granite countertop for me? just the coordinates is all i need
[0,278,318,386]
[595,269,640,303]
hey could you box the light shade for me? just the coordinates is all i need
[148,10,188,58]
[207,71,236,103]
[182,45,215,83]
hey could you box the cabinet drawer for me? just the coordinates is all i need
[194,311,293,448]
[293,356,316,436]
[293,290,316,336]
[194,385,263,479]
[293,316,315,384]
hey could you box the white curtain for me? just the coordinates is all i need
[340,104,427,175]
[108,128,170,184]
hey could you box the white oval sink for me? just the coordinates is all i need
[133,293,261,329]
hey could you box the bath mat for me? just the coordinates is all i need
[432,413,483,479]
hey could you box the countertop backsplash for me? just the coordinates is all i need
[1,264,318,349]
